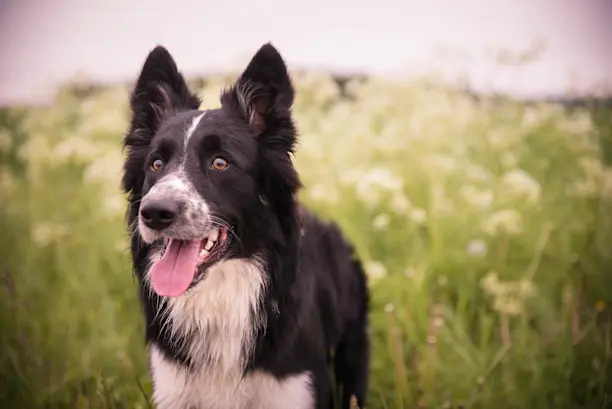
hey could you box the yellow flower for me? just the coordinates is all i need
[595,300,606,313]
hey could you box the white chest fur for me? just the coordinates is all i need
[145,256,266,373]
[150,345,314,409]
[145,256,314,408]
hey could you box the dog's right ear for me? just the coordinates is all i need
[122,46,200,198]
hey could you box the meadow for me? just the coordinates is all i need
[1,70,612,409]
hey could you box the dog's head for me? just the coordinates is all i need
[122,43,301,298]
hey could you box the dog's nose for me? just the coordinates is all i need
[140,199,179,231]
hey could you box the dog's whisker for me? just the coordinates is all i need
[129,199,142,208]
[129,216,142,244]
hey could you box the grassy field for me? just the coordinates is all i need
[1,72,612,409]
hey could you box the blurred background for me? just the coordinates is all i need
[1,0,612,408]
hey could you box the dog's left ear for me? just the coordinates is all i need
[221,43,294,136]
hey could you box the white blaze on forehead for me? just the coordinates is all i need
[184,111,206,146]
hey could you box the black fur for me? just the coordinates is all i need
[122,43,369,409]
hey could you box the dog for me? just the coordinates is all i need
[121,43,370,409]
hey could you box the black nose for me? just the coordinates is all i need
[140,199,179,231]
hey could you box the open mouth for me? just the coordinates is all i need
[149,225,230,297]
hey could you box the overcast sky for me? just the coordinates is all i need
[0,0,611,105]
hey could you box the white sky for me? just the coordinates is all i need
[0,0,611,105]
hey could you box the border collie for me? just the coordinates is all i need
[121,43,370,409]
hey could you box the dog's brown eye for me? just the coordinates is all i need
[212,157,229,171]
[151,158,163,171]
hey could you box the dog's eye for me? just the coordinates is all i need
[212,157,229,171]
[151,158,163,171]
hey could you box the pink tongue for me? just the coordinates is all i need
[150,239,201,297]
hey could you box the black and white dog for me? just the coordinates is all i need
[122,43,369,409]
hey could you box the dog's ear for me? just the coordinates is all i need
[221,43,294,137]
[222,44,302,242]
[122,46,200,198]
[128,45,200,138]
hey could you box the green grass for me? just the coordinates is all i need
[1,73,612,409]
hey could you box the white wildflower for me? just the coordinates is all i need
[77,108,127,136]
[422,154,459,174]
[459,185,494,210]
[365,260,388,284]
[308,183,338,204]
[563,155,605,196]
[466,164,492,182]
[50,137,105,166]
[114,240,128,253]
[390,192,411,214]
[294,72,340,106]
[365,167,403,191]
[487,129,517,150]
[493,296,524,316]
[355,167,403,207]
[32,222,67,248]
[566,179,600,198]
[481,271,501,295]
[430,184,454,216]
[559,110,594,135]
[500,153,518,169]
[299,136,325,160]
[376,121,406,153]
[409,207,427,224]
[102,195,125,219]
[32,224,54,248]
[466,239,488,258]
[17,136,51,163]
[480,271,537,316]
[517,278,537,298]
[83,150,123,186]
[520,107,542,129]
[372,213,391,230]
[338,169,362,186]
[408,117,424,140]
[578,156,604,181]
[502,169,541,205]
[482,209,523,236]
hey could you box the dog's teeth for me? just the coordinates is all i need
[204,239,214,251]
[199,249,209,258]
[208,229,219,243]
